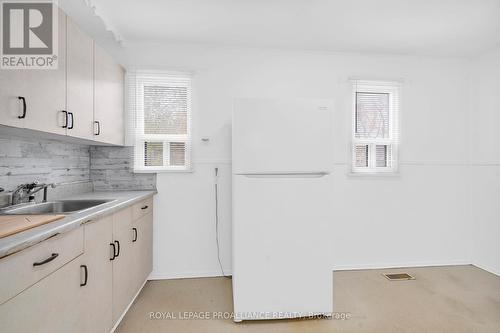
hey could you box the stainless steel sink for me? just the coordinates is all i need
[0,199,113,215]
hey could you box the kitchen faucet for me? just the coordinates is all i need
[11,182,56,205]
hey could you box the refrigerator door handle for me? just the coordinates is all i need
[237,172,329,178]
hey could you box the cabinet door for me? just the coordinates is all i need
[77,216,113,333]
[0,258,82,333]
[21,8,67,135]
[112,207,135,323]
[132,212,153,289]
[0,9,67,133]
[66,16,94,140]
[0,75,26,127]
[94,43,125,145]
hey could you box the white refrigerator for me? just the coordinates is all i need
[232,98,334,322]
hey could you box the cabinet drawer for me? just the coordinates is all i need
[0,227,83,305]
[132,197,153,220]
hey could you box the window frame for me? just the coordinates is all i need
[133,74,192,173]
[351,80,400,174]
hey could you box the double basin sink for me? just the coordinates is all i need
[0,199,113,215]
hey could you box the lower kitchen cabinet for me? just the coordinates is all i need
[0,257,82,333]
[0,197,154,333]
[112,207,136,323]
[112,202,154,324]
[77,215,114,333]
[133,212,153,289]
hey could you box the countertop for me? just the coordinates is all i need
[0,190,156,259]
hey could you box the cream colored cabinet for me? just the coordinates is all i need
[77,215,114,333]
[66,16,94,140]
[131,198,154,290]
[0,227,84,305]
[0,257,82,333]
[133,212,153,289]
[112,207,136,322]
[79,203,154,328]
[0,228,84,333]
[0,70,26,128]
[0,8,125,146]
[132,196,153,220]
[112,201,154,325]
[0,198,154,333]
[0,9,67,135]
[94,43,125,145]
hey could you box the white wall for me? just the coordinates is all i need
[469,46,500,276]
[115,44,474,278]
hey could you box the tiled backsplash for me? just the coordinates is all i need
[90,146,156,191]
[0,133,156,197]
[0,133,91,192]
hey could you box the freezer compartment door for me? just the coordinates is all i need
[232,98,334,174]
[232,174,333,320]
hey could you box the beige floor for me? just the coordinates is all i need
[116,265,500,333]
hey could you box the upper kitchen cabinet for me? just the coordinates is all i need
[0,8,125,146]
[0,9,67,135]
[66,16,94,141]
[94,43,125,146]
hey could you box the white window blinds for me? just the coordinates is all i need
[351,80,400,173]
[128,71,192,172]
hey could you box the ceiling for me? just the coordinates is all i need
[65,0,500,57]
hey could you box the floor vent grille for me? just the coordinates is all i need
[383,273,415,281]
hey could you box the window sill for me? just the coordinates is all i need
[347,171,400,178]
[133,168,194,174]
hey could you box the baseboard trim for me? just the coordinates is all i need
[150,269,232,280]
[332,261,472,272]
[149,262,483,280]
[148,261,500,280]
[110,278,148,333]
[472,263,500,277]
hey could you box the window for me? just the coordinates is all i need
[131,72,192,172]
[351,80,400,173]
